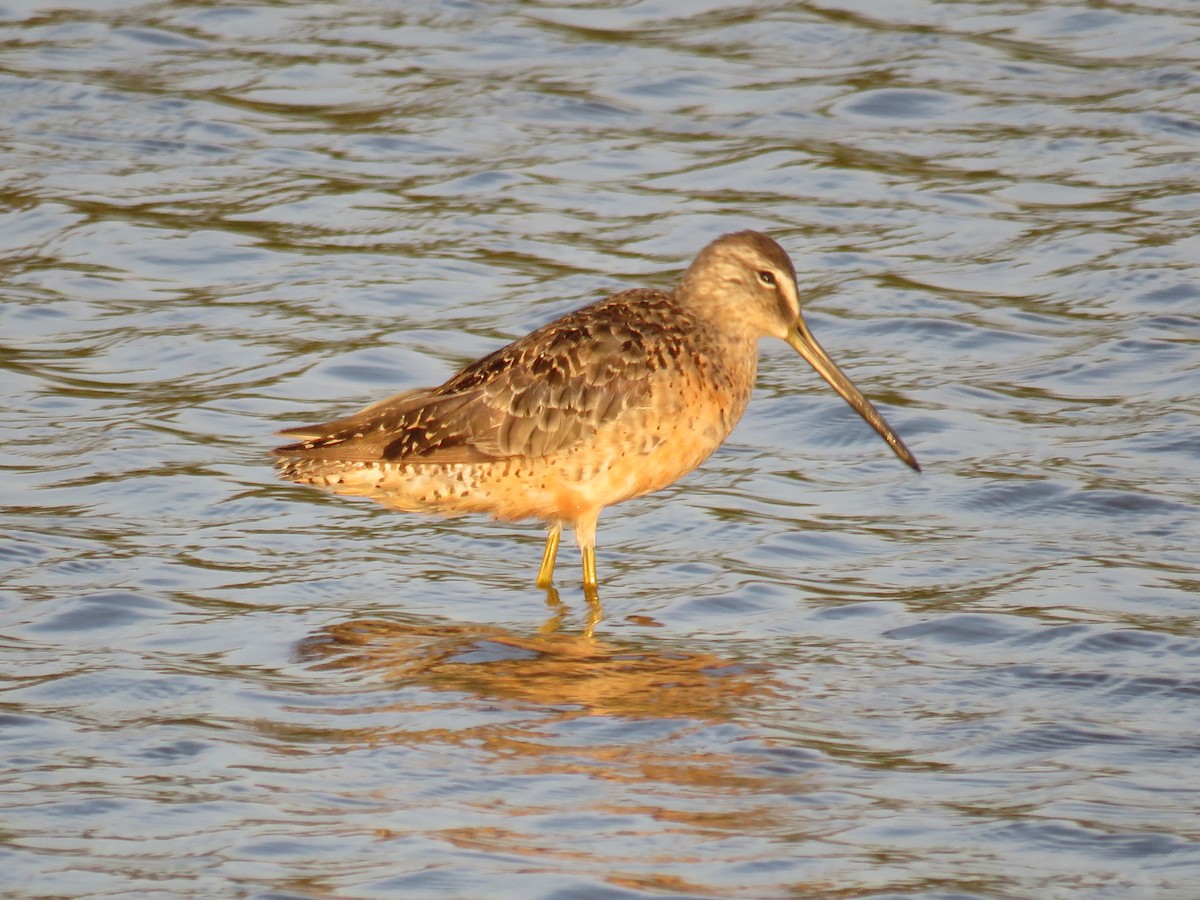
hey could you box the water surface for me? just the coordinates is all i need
[2,1,1199,897]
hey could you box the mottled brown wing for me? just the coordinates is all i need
[275,289,680,465]
[274,387,489,463]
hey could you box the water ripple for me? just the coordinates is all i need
[3,0,1199,896]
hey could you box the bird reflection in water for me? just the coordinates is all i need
[298,611,776,720]
[295,612,793,886]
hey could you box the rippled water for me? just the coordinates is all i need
[3,1,1200,897]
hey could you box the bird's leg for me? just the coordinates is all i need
[536,523,562,589]
[581,544,599,602]
[574,509,602,604]
[580,547,603,638]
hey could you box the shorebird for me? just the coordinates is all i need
[275,231,919,600]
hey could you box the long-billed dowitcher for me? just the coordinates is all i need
[275,231,919,600]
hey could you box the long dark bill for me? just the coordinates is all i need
[785,317,921,472]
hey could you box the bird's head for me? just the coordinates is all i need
[679,230,920,472]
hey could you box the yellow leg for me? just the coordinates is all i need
[536,523,561,589]
[580,545,602,636]
[574,510,602,604]
[581,543,599,603]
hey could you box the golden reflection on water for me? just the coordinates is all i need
[296,614,792,895]
[298,609,775,720]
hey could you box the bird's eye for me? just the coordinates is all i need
[757,270,777,287]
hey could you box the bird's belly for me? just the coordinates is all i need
[534,374,747,518]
